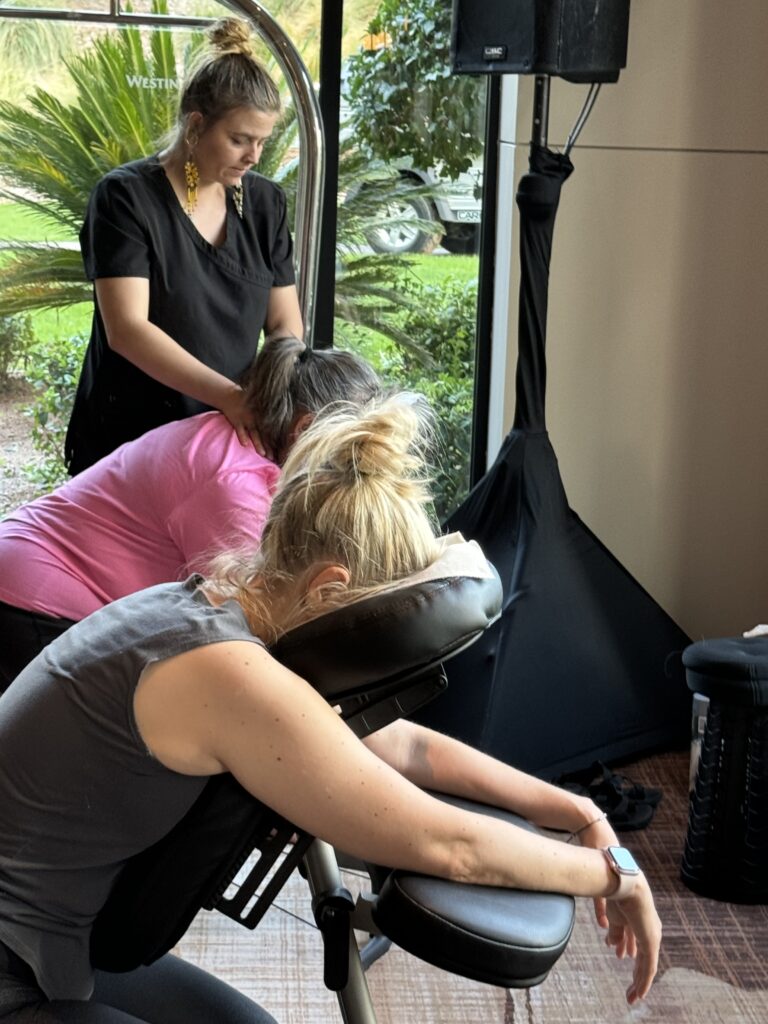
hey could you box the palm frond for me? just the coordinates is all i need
[0,245,90,316]
[0,190,79,235]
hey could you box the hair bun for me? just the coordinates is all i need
[284,395,433,498]
[207,16,254,58]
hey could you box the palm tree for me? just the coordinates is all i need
[0,17,76,103]
[0,18,182,315]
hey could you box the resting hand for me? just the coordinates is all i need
[603,875,662,1004]
[218,385,269,458]
[744,624,768,638]
[576,816,661,1002]
[574,812,619,932]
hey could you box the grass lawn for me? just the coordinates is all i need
[31,304,92,343]
[408,252,477,288]
[0,201,90,341]
[0,199,77,243]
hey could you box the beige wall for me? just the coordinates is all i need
[501,0,768,638]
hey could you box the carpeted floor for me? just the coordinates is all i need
[175,750,768,1023]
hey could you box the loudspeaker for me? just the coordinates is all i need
[450,0,631,83]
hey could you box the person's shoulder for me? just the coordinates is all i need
[243,170,286,205]
[196,415,279,479]
[92,156,162,197]
[169,412,253,478]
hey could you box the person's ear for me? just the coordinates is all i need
[306,564,350,602]
[293,412,315,437]
[280,412,315,464]
[185,111,204,143]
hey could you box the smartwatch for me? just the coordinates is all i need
[602,845,641,900]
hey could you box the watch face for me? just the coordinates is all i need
[610,845,640,873]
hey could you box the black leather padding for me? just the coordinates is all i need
[272,570,502,701]
[372,796,575,988]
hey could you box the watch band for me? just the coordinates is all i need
[602,846,641,900]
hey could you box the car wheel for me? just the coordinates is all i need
[440,223,480,255]
[364,184,440,255]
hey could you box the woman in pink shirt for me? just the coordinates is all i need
[0,337,379,689]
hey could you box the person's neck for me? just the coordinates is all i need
[201,580,274,643]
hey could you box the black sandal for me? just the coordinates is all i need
[554,761,659,832]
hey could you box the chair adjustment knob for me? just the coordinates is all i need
[312,886,355,991]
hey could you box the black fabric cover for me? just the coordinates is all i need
[416,146,691,777]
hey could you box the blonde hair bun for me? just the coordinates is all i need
[207,16,254,58]
[284,395,432,495]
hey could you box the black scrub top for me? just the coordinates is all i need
[65,156,295,474]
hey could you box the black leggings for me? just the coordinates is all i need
[0,943,277,1023]
[0,602,75,693]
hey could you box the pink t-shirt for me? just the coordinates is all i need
[0,412,280,620]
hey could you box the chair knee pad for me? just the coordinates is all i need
[371,796,575,988]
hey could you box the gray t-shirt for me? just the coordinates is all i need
[0,576,263,1000]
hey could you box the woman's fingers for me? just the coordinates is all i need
[246,424,267,457]
[593,895,609,929]
[627,946,659,1004]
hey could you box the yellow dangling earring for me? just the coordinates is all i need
[184,157,199,216]
[233,183,244,219]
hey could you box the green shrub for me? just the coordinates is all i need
[372,276,477,520]
[0,313,35,389]
[24,334,87,488]
[345,0,484,179]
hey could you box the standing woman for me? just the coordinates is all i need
[65,16,303,475]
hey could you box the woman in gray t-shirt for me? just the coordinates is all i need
[0,397,662,1021]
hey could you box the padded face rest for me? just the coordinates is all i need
[271,571,502,701]
[371,795,575,988]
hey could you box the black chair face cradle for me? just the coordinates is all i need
[89,536,576,1020]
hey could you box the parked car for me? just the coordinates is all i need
[361,162,482,255]
[352,162,482,256]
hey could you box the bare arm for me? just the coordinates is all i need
[363,719,600,834]
[136,642,616,890]
[264,283,303,340]
[135,641,661,1002]
[96,277,263,451]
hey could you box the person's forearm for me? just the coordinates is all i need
[449,804,620,896]
[264,316,303,342]
[106,318,242,411]
[366,720,600,835]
